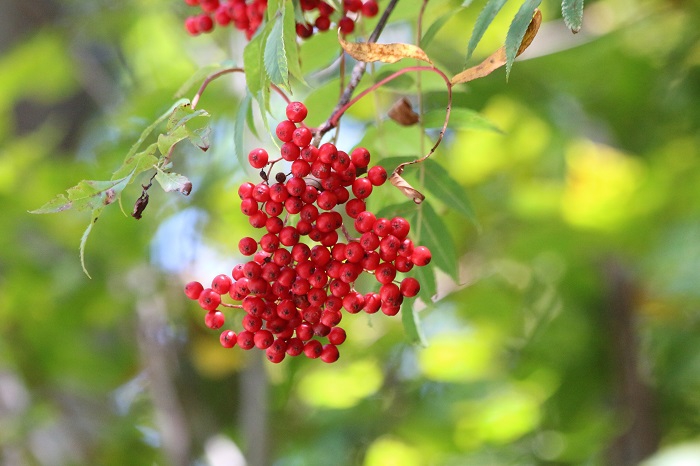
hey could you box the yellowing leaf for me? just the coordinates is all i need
[451,9,541,85]
[339,31,433,65]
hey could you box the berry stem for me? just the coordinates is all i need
[314,0,400,143]
[191,67,291,110]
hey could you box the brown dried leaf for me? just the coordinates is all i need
[339,30,433,65]
[390,171,425,204]
[451,9,542,85]
[388,97,420,126]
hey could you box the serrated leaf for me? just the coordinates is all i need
[423,107,503,133]
[29,194,73,214]
[244,28,266,95]
[167,105,209,133]
[505,0,542,79]
[562,0,584,33]
[421,10,458,49]
[112,143,158,180]
[466,0,508,62]
[283,0,306,85]
[423,160,478,225]
[339,31,433,65]
[419,201,459,281]
[264,15,289,90]
[452,8,541,84]
[402,303,428,346]
[154,168,192,195]
[33,174,132,215]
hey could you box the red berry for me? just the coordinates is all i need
[292,127,313,147]
[367,165,388,186]
[400,277,421,297]
[339,16,355,34]
[286,102,308,123]
[362,0,379,17]
[280,142,301,161]
[220,330,237,348]
[411,246,432,266]
[254,330,274,349]
[211,274,232,294]
[197,14,214,33]
[237,330,255,350]
[352,177,373,199]
[328,327,347,345]
[315,15,331,31]
[276,120,296,142]
[205,310,225,329]
[199,288,221,311]
[304,340,323,358]
[320,344,339,363]
[184,281,204,300]
[350,147,371,168]
[248,148,269,169]
[344,0,362,12]
[238,236,258,256]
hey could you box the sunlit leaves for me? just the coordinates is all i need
[466,0,508,62]
[154,168,192,195]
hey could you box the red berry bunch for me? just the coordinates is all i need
[183,0,379,40]
[185,101,431,364]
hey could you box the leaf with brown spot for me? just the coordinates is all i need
[451,9,541,85]
[388,97,420,126]
[339,30,433,65]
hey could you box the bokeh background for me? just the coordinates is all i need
[2,0,700,465]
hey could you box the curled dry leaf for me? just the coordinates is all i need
[338,30,433,65]
[132,192,149,220]
[451,9,542,85]
[390,169,425,204]
[388,97,420,126]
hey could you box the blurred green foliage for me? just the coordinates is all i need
[1,0,700,465]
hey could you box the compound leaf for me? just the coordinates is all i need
[264,14,289,90]
[466,0,508,62]
[505,0,542,79]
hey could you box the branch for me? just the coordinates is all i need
[314,0,401,142]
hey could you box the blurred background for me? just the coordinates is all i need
[1,0,700,465]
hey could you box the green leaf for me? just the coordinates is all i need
[154,168,192,195]
[466,0,508,62]
[125,99,190,161]
[79,220,95,279]
[423,107,503,133]
[402,303,428,347]
[561,0,584,33]
[32,174,133,214]
[505,0,542,79]
[264,15,289,90]
[413,262,438,306]
[244,29,266,95]
[112,143,158,180]
[375,202,419,223]
[421,10,457,49]
[423,160,479,225]
[419,201,459,281]
[283,0,306,85]
[267,0,282,20]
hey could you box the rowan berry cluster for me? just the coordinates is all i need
[185,101,431,363]
[183,0,379,40]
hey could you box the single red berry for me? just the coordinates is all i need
[328,327,347,345]
[197,14,214,32]
[345,198,366,218]
[254,329,274,349]
[296,22,314,38]
[400,277,421,297]
[380,282,403,307]
[266,346,286,363]
[304,340,323,358]
[205,310,225,329]
[381,302,401,316]
[342,291,365,314]
[280,142,301,161]
[279,226,300,246]
[395,255,414,273]
[315,14,331,31]
[350,147,371,168]
[368,165,388,186]
[354,211,377,233]
[344,0,362,12]
[362,0,379,17]
[286,101,308,123]
[361,250,381,271]
[390,216,411,239]
[198,288,221,311]
[292,127,313,148]
[248,148,269,168]
[240,198,259,216]
[316,190,338,211]
[238,181,255,199]
[185,17,200,35]
[375,262,397,284]
[286,337,305,356]
[214,6,231,25]
[339,16,355,34]
[320,344,340,363]
[276,120,296,143]
[300,145,319,163]
[184,281,204,300]
[364,292,381,314]
[318,143,339,164]
[352,177,373,199]
[411,245,432,266]
[220,330,237,348]
[237,330,255,350]
[252,182,270,202]
[211,274,232,294]
[238,236,258,256]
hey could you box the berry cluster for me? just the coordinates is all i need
[183,0,379,40]
[185,101,431,363]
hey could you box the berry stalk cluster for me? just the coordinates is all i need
[185,101,431,363]
[184,0,379,39]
